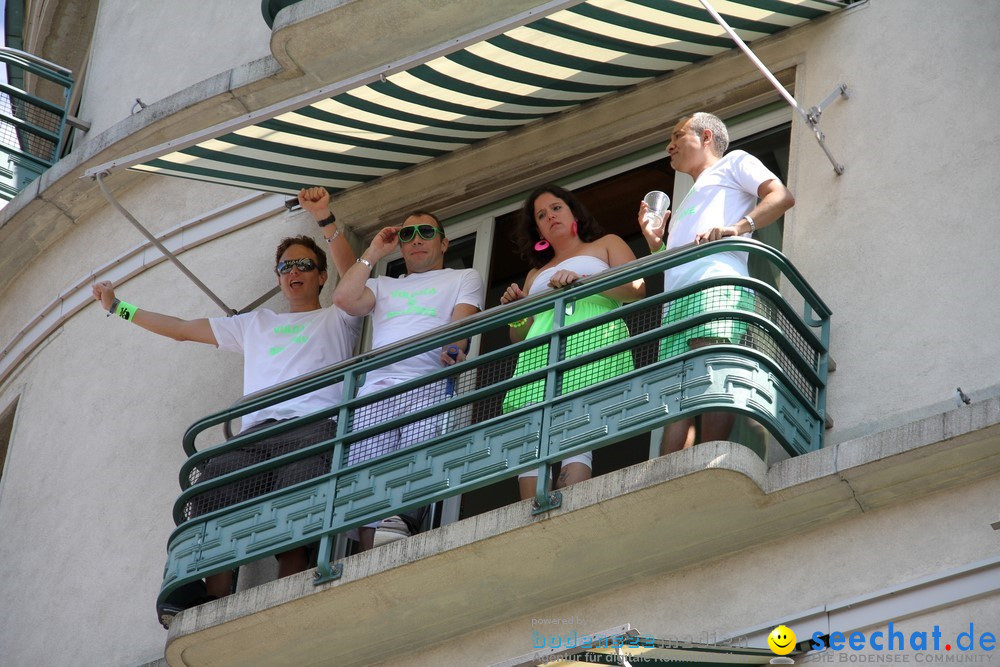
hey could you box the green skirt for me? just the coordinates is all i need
[660,285,755,359]
[502,295,633,413]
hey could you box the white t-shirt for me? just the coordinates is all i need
[665,150,779,290]
[363,268,484,385]
[210,307,362,430]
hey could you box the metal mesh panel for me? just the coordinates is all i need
[182,419,337,520]
[741,322,815,400]
[655,286,818,402]
[346,381,449,466]
[751,292,820,371]
[469,345,519,424]
[0,92,60,161]
[328,282,823,474]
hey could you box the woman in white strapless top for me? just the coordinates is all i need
[499,184,645,500]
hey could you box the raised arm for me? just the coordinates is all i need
[92,281,217,345]
[298,187,356,278]
[332,227,401,316]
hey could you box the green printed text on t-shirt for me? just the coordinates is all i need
[386,288,438,319]
[268,322,311,356]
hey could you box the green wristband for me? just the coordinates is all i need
[654,243,666,253]
[115,301,137,322]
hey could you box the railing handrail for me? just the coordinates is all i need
[0,80,68,114]
[0,46,74,79]
[179,273,827,495]
[192,238,829,452]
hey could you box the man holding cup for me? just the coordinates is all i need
[638,111,795,455]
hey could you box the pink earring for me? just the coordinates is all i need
[534,239,550,252]
[571,220,578,236]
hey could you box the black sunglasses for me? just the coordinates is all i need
[398,224,443,243]
[276,258,318,274]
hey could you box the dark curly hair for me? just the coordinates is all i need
[274,235,328,292]
[515,184,604,269]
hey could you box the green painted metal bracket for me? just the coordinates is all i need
[532,490,563,515]
[313,563,343,585]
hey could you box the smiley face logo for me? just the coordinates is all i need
[768,625,796,655]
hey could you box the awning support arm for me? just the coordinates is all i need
[95,171,236,315]
[698,0,848,175]
[238,287,280,315]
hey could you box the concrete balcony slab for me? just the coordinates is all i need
[163,398,1000,666]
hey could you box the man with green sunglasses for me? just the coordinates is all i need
[333,211,484,550]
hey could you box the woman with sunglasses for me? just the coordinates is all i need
[500,184,645,499]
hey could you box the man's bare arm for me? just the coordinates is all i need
[298,187,356,279]
[695,179,795,243]
[739,179,795,234]
[92,281,217,345]
[332,227,401,316]
[440,302,481,365]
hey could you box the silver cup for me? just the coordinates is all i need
[642,190,671,226]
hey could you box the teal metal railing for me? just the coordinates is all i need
[160,238,831,610]
[0,47,74,200]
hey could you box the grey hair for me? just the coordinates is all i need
[687,112,729,156]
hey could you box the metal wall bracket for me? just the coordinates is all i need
[532,490,562,515]
[313,562,343,585]
[805,83,850,175]
[699,0,850,175]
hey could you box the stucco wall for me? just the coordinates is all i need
[0,179,332,665]
[771,0,1000,442]
[381,474,1000,666]
[78,0,272,138]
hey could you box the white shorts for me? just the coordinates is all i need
[517,451,592,479]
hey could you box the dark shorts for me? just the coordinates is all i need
[186,418,337,519]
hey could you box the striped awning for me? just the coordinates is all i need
[111,0,847,195]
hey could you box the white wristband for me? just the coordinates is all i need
[742,215,756,235]
[356,257,372,271]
